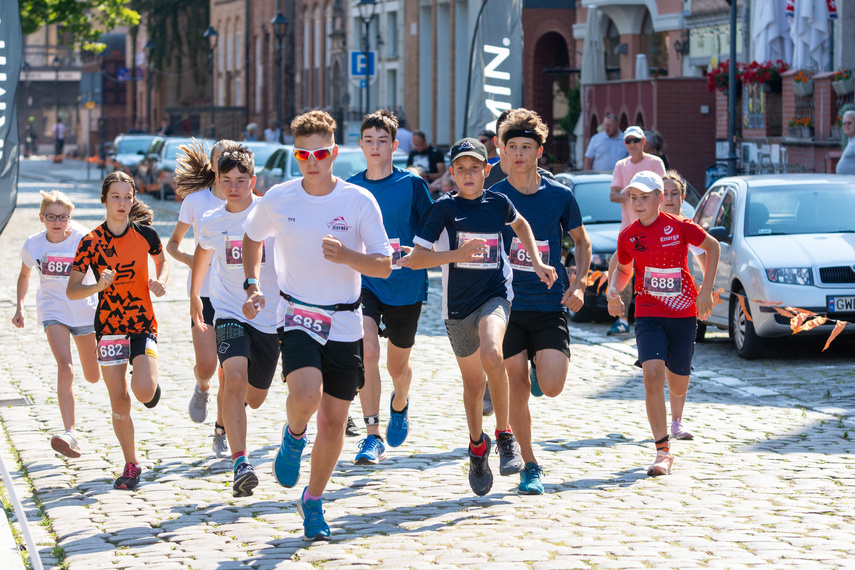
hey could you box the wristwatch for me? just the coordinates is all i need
[243,278,259,290]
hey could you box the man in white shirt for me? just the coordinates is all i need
[583,114,627,171]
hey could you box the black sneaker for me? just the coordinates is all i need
[143,385,161,409]
[468,435,493,496]
[114,463,142,490]
[233,462,259,497]
[345,415,360,437]
[496,432,524,476]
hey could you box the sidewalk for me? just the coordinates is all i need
[2,173,855,569]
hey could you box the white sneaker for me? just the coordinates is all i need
[647,450,674,477]
[212,431,229,458]
[51,432,81,458]
[671,419,694,440]
[188,385,210,423]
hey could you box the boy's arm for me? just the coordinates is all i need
[12,263,32,328]
[190,245,214,329]
[606,259,634,317]
[562,225,592,310]
[509,216,557,288]
[695,234,721,320]
[402,241,488,270]
[321,235,392,278]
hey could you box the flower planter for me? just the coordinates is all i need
[793,126,814,139]
[831,126,841,140]
[832,79,854,96]
[793,80,814,97]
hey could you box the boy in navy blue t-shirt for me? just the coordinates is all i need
[401,138,557,496]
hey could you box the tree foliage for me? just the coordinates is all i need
[20,0,140,53]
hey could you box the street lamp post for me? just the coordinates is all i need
[144,39,155,133]
[203,25,219,139]
[356,0,378,116]
[52,56,61,122]
[271,10,289,143]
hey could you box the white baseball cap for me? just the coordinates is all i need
[624,170,664,193]
[624,126,645,140]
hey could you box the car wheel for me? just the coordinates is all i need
[729,290,765,360]
[695,322,707,343]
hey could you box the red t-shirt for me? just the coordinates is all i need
[616,212,707,318]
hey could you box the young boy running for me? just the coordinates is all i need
[346,110,433,464]
[401,138,557,496]
[492,109,592,494]
[190,146,280,497]
[606,171,719,476]
[242,111,392,540]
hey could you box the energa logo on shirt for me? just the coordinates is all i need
[327,216,352,231]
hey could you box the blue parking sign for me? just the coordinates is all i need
[350,51,375,77]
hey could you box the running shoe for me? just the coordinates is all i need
[50,432,81,459]
[296,488,331,541]
[529,361,543,398]
[188,385,210,423]
[212,429,229,458]
[143,385,161,409]
[482,384,494,417]
[273,424,306,488]
[607,320,630,336]
[232,462,259,497]
[386,393,409,448]
[345,415,361,437]
[518,462,544,495]
[671,419,694,440]
[354,434,387,465]
[647,450,674,477]
[496,431,524,476]
[468,435,493,496]
[114,463,142,490]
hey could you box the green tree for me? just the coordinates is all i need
[20,0,140,53]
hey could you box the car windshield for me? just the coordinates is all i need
[746,183,855,236]
[116,138,152,154]
[572,181,622,224]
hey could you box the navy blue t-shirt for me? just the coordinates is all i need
[414,190,518,320]
[347,167,433,305]
[494,176,582,311]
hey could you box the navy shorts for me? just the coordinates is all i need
[503,310,571,360]
[215,319,279,390]
[277,329,365,401]
[634,316,696,376]
[361,288,422,349]
[191,297,216,328]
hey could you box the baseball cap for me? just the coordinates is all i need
[624,171,663,194]
[450,138,488,165]
[624,126,645,140]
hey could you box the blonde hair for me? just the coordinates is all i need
[39,190,74,214]
[291,110,337,139]
[663,170,687,197]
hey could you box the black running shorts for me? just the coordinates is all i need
[277,329,365,401]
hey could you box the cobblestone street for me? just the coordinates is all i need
[1,162,853,569]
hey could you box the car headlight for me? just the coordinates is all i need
[766,267,813,285]
[591,253,613,267]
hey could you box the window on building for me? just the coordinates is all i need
[256,35,263,113]
[236,32,242,69]
[235,77,242,107]
[640,12,668,77]
[386,11,398,59]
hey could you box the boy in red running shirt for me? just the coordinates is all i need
[606,171,719,476]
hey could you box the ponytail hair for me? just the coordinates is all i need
[101,171,154,226]
[174,139,215,198]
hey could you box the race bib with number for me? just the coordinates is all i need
[225,236,265,268]
[456,232,500,269]
[282,302,333,345]
[98,335,130,367]
[509,237,549,272]
[41,254,74,279]
[644,267,683,297]
[389,238,403,270]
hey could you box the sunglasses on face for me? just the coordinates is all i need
[625,138,642,144]
[293,146,335,161]
[44,214,71,222]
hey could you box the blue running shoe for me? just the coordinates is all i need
[607,319,630,336]
[354,434,387,465]
[297,488,331,541]
[529,361,543,398]
[233,462,259,497]
[273,424,306,488]
[518,462,544,495]
[386,393,409,448]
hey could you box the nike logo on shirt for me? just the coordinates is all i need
[454,217,466,222]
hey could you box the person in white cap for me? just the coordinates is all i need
[606,170,719,477]
[607,126,666,336]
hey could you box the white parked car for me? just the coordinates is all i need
[691,174,855,359]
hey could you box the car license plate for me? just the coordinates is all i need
[827,295,855,312]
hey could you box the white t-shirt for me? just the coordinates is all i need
[198,199,280,333]
[244,178,392,342]
[178,188,225,296]
[20,224,97,327]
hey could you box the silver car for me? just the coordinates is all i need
[691,174,855,359]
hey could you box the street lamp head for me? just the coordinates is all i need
[203,25,219,50]
[356,0,378,24]
[271,11,289,38]
[52,56,62,70]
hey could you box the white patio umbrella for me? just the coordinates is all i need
[635,53,650,79]
[751,0,792,64]
[580,7,606,85]
[790,0,830,70]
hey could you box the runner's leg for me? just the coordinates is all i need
[130,354,158,404]
[102,365,137,464]
[479,314,510,432]
[506,351,535,464]
[456,353,486,442]
[386,343,413,412]
[44,324,76,432]
[533,348,569,398]
[358,316,382,437]
[307,392,350,497]
[667,370,690,421]
[72,332,101,383]
[221,356,249,455]
[641,359,668,441]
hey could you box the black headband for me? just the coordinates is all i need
[502,129,542,145]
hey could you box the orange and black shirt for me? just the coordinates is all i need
[73,222,162,338]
